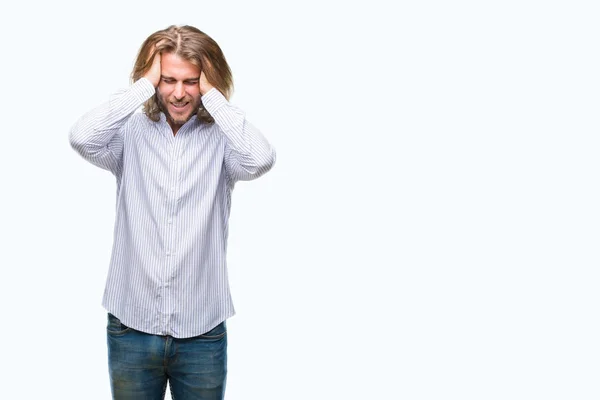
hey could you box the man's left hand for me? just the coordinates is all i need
[199,60,215,96]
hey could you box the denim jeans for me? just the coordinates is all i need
[107,313,227,400]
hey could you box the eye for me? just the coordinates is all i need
[162,78,176,84]
[184,80,199,86]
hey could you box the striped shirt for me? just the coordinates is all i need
[69,78,275,338]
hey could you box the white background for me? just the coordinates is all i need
[1,0,599,399]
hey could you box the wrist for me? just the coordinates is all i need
[200,84,215,96]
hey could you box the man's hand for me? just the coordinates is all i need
[199,58,215,95]
[144,51,162,88]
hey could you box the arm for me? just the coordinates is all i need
[202,89,276,182]
[199,70,276,182]
[69,53,161,174]
[69,78,155,174]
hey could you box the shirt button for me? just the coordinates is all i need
[168,219,173,224]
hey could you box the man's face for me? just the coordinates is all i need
[157,52,202,131]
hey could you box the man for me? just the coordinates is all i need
[69,25,276,399]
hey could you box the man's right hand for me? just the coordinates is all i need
[144,51,161,88]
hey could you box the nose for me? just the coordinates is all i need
[173,82,185,99]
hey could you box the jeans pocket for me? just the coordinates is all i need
[106,313,131,335]
[199,321,227,339]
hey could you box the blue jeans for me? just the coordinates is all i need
[107,313,227,399]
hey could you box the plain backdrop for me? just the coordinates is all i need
[1,0,599,399]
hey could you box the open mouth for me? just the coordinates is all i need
[171,102,189,110]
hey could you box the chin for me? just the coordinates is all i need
[169,113,192,124]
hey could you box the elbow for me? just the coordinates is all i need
[69,120,100,159]
[69,126,87,157]
[257,146,276,176]
[236,146,276,181]
[69,127,82,154]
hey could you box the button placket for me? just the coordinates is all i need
[162,135,186,334]
[161,138,180,334]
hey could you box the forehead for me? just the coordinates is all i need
[160,52,200,79]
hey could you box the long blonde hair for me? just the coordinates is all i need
[131,25,234,124]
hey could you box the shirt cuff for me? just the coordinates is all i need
[132,78,157,103]
[201,88,228,114]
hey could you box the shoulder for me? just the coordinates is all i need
[119,112,162,144]
[129,111,154,126]
[121,111,157,132]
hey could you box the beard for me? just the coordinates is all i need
[156,90,201,128]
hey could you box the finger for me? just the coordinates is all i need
[152,51,161,69]
[143,47,162,87]
[201,56,214,74]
